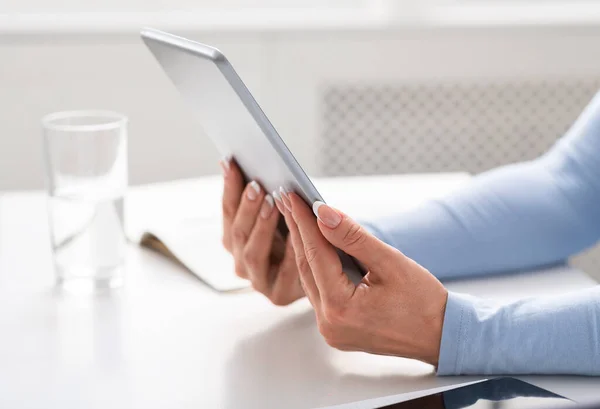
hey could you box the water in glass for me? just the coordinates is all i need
[42,110,128,291]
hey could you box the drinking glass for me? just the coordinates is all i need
[42,110,128,291]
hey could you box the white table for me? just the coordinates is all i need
[0,174,598,409]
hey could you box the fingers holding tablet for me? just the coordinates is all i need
[231,179,266,278]
[243,194,280,293]
[220,160,305,305]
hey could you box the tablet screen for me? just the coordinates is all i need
[376,378,574,409]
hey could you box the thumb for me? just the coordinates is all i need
[312,201,394,270]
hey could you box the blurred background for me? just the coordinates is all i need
[3,0,600,277]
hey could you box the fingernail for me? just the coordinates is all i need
[280,187,292,212]
[219,162,228,176]
[220,156,231,175]
[247,181,261,201]
[273,191,285,213]
[260,195,274,219]
[313,201,342,229]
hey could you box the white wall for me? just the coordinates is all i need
[5,26,600,191]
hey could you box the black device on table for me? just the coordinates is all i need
[374,377,575,409]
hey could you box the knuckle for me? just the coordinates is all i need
[295,253,310,273]
[242,248,259,270]
[304,244,319,264]
[222,202,236,220]
[234,260,247,278]
[231,226,248,244]
[270,292,292,307]
[342,223,367,249]
[250,276,271,297]
[250,280,265,294]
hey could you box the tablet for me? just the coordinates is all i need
[372,378,574,409]
[141,28,366,284]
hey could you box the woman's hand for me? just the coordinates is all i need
[276,190,448,365]
[220,159,304,305]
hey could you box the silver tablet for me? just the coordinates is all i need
[141,28,366,284]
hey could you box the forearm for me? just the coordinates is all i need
[365,159,600,280]
[437,287,600,375]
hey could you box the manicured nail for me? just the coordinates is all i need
[247,181,261,201]
[260,195,274,219]
[280,187,292,212]
[220,156,231,175]
[312,201,342,229]
[273,191,285,213]
[219,162,228,176]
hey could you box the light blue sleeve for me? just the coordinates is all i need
[438,288,600,375]
[362,91,600,375]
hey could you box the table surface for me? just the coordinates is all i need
[1,173,599,409]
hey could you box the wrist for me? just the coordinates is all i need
[420,288,448,366]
